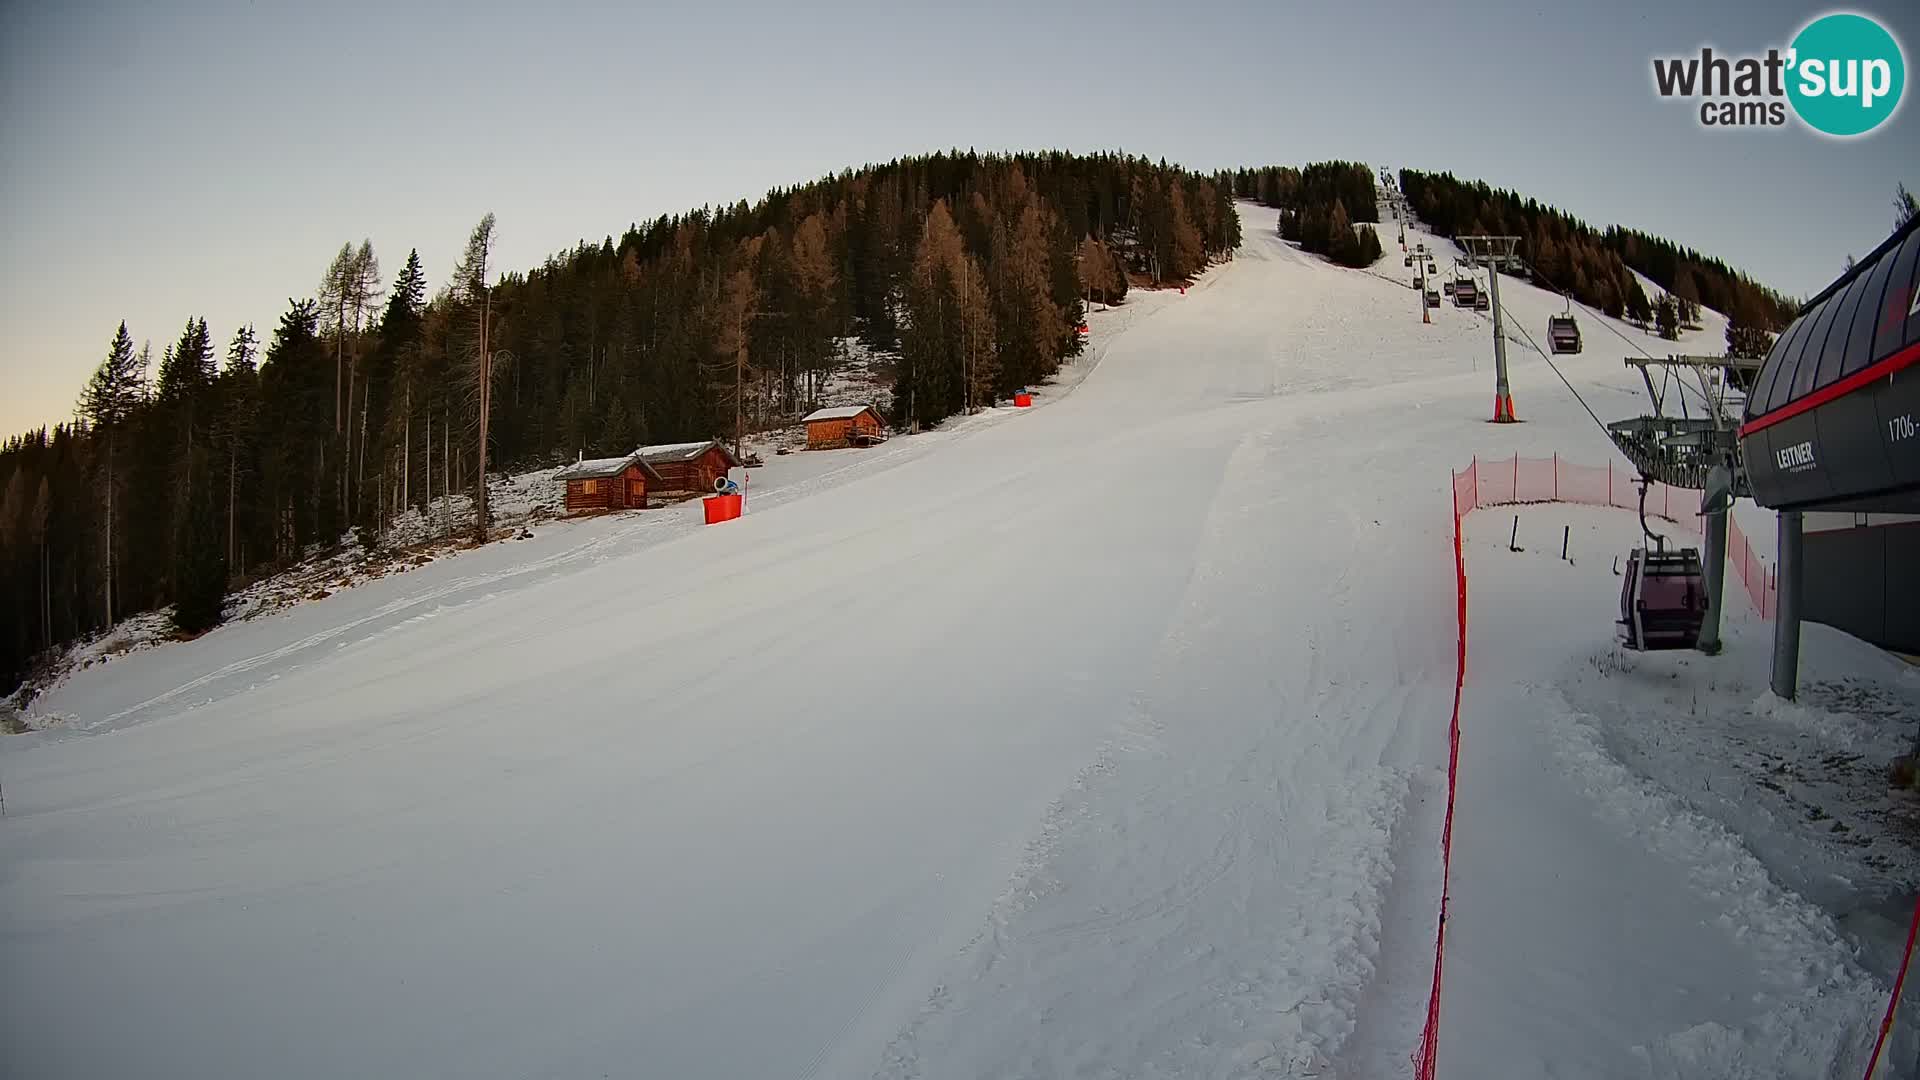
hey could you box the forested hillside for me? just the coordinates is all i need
[1397,168,1796,338]
[0,151,1239,693]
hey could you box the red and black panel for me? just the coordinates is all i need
[1742,219,1920,512]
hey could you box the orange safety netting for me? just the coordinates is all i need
[1451,455,1773,618]
[1417,455,1779,1079]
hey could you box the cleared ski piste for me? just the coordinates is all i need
[3,202,1897,1078]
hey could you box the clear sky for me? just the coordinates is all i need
[2,0,1914,436]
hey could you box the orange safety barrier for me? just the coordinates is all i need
[1414,471,1470,1080]
[1013,392,1033,408]
[1418,453,1779,1078]
[1863,897,1920,1079]
[702,493,742,524]
[1452,454,1774,618]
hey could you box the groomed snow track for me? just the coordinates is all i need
[2,202,1819,1079]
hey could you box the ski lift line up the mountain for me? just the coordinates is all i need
[1485,270,1731,656]
[1458,235,1522,422]
[1495,293,1615,442]
[1549,293,1582,354]
[1506,248,1720,420]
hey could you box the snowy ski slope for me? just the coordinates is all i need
[1,202,1854,1079]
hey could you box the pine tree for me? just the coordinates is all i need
[1655,294,1680,340]
[598,395,634,454]
[171,448,226,634]
[1168,184,1204,279]
[214,326,260,571]
[77,322,145,625]
[1725,296,1777,359]
[899,200,995,427]
[1326,199,1362,266]
[1625,278,1653,328]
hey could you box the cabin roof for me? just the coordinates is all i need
[637,439,740,465]
[802,405,880,423]
[553,451,664,482]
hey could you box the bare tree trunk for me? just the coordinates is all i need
[474,290,491,543]
[734,307,747,462]
[335,321,345,432]
[402,382,411,510]
[227,443,236,568]
[104,431,114,627]
[358,384,369,529]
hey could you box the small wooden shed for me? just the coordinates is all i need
[638,440,742,494]
[553,451,664,514]
[802,405,888,450]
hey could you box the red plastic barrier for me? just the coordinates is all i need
[1415,482,1471,1080]
[702,493,742,524]
[1420,454,1781,1074]
[1013,392,1033,408]
[1862,896,1920,1079]
[1459,455,1773,618]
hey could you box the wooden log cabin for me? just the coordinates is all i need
[553,451,665,514]
[637,440,742,494]
[802,405,888,450]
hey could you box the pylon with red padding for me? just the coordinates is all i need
[1492,395,1518,422]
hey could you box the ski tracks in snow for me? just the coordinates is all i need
[875,425,1442,1078]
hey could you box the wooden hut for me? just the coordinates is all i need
[553,451,664,514]
[802,405,888,450]
[638,440,742,494]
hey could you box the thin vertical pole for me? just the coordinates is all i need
[1489,253,1512,421]
[1772,511,1804,699]
[1700,505,1727,655]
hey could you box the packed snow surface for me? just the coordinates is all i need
[3,203,1902,1079]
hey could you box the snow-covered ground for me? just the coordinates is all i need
[1444,504,1916,1078]
[3,200,1909,1079]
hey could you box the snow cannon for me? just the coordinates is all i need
[714,476,741,496]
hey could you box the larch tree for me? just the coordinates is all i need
[448,214,498,542]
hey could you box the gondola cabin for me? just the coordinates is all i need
[1618,546,1709,650]
[802,405,888,450]
[1453,278,1478,308]
[1425,288,1441,308]
[1473,291,1490,312]
[1548,314,1582,354]
[553,451,664,515]
[638,440,743,495]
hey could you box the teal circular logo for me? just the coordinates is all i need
[1787,13,1905,136]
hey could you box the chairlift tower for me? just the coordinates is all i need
[1459,235,1521,421]
[1607,353,1760,654]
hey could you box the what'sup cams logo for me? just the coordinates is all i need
[1652,12,1905,136]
